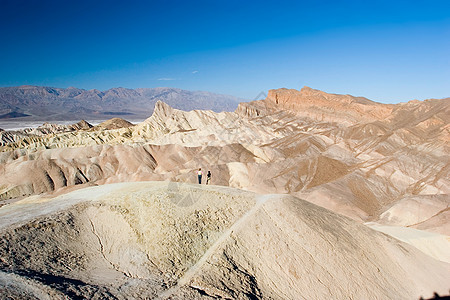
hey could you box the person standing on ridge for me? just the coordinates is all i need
[206,171,211,185]
[197,168,203,184]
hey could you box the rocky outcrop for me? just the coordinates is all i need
[0,130,21,146]
[264,86,394,125]
[26,120,93,135]
[0,120,92,146]
[0,120,93,147]
[91,118,134,130]
[235,100,270,118]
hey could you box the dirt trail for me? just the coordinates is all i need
[156,194,281,299]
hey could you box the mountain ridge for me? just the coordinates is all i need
[236,86,449,132]
[0,85,243,121]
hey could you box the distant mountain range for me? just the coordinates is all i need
[0,86,243,120]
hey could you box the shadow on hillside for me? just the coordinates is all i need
[420,292,450,300]
[9,269,115,299]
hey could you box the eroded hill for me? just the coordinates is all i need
[1,87,448,234]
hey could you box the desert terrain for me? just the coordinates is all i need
[0,86,449,299]
[0,86,241,125]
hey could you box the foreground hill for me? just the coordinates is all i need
[0,182,448,299]
[0,85,242,121]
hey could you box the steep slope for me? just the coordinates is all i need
[0,182,448,299]
[263,86,394,125]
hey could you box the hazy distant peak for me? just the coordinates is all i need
[0,85,241,121]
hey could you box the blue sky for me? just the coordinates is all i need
[0,0,449,103]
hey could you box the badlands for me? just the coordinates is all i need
[0,86,449,299]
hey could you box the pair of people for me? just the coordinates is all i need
[197,168,211,185]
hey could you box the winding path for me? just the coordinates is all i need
[156,194,281,299]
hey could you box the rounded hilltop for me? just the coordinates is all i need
[0,181,448,299]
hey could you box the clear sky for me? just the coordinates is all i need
[1,0,449,103]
